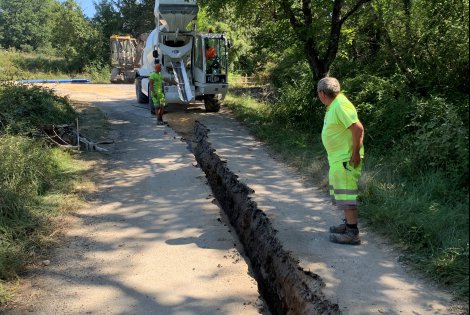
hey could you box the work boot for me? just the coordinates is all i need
[157,118,165,125]
[329,227,361,245]
[329,219,347,234]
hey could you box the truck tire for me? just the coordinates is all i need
[125,70,136,84]
[204,94,221,112]
[110,68,120,83]
[135,77,149,103]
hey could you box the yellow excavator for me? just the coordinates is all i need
[109,35,144,83]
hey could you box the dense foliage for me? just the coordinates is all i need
[0,83,76,134]
[0,0,100,71]
[0,0,155,71]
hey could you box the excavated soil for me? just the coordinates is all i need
[193,121,340,315]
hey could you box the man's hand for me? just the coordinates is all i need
[349,152,361,168]
[166,79,177,85]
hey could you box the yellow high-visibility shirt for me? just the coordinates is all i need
[149,71,165,103]
[321,93,364,165]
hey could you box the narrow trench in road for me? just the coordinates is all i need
[168,115,341,315]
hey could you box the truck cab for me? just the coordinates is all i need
[192,33,229,111]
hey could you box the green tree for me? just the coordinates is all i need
[201,0,372,80]
[372,0,469,93]
[116,0,154,37]
[92,0,123,63]
[51,0,101,71]
[93,0,122,37]
[0,0,57,51]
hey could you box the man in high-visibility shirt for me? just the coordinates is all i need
[149,63,176,124]
[318,77,365,245]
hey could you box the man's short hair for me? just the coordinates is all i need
[317,77,341,97]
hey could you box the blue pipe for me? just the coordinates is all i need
[17,79,91,84]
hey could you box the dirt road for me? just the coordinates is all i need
[4,84,264,315]
[4,84,463,314]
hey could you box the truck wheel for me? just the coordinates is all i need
[204,94,221,112]
[110,68,120,83]
[135,77,148,103]
[125,70,136,84]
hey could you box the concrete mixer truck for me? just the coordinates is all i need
[135,0,230,112]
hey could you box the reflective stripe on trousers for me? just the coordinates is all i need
[328,160,363,209]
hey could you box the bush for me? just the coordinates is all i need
[342,74,412,148]
[400,97,469,186]
[269,56,325,131]
[342,74,469,184]
[0,82,76,135]
[83,61,111,83]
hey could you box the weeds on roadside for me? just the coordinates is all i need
[0,83,88,303]
[83,62,111,83]
[0,82,76,135]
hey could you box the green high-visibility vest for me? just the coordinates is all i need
[149,71,165,103]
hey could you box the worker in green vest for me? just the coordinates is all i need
[149,63,176,125]
[318,77,365,245]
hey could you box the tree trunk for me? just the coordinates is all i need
[303,39,329,80]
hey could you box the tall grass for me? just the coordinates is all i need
[225,92,469,299]
[361,155,469,295]
[0,50,69,81]
[0,49,110,83]
[0,83,90,303]
[1,136,62,275]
